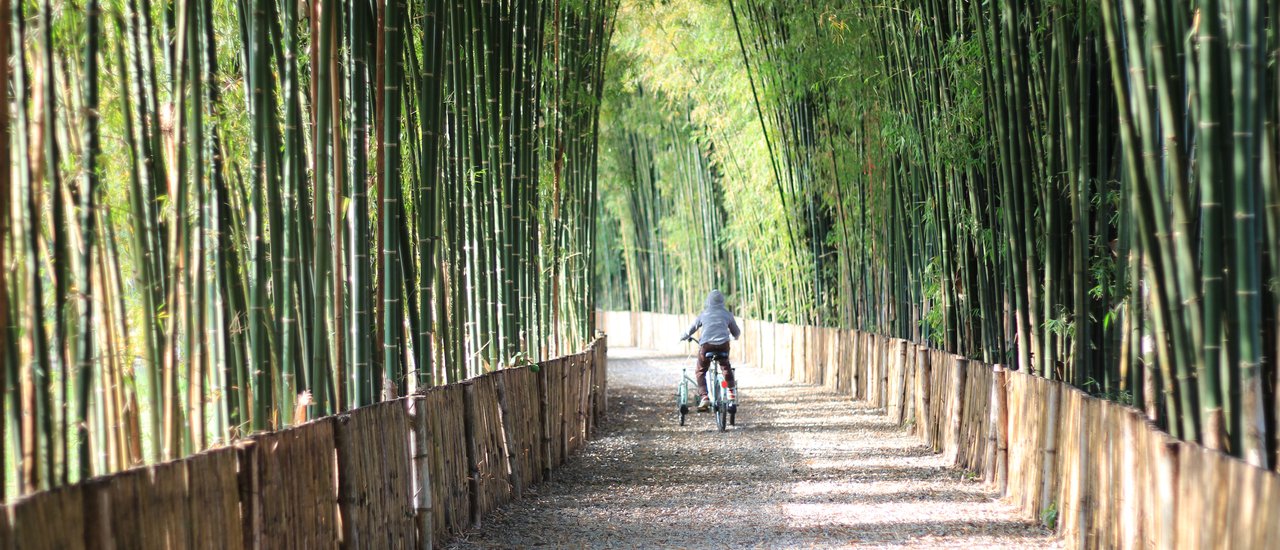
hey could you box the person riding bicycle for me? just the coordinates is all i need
[680,289,741,412]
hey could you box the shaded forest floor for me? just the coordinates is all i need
[446,347,1058,548]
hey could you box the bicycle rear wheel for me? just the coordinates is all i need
[715,387,727,432]
[678,375,689,426]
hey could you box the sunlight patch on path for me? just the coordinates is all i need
[445,347,1058,549]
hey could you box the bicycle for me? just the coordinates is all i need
[676,337,738,431]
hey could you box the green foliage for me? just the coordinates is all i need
[4,0,616,495]
[1040,501,1059,530]
[1083,378,1135,407]
[594,0,1280,463]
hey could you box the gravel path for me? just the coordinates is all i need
[446,347,1059,549]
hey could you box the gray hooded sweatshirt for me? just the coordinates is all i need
[684,290,742,345]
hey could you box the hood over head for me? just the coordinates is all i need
[705,289,725,310]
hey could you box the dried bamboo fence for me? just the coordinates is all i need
[600,310,1280,548]
[1,337,608,549]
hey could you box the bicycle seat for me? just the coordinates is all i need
[704,351,730,360]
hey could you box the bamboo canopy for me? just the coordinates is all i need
[1,0,618,496]
[595,0,1280,470]
[7,0,1280,527]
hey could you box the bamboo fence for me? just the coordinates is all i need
[600,310,1280,548]
[0,337,608,549]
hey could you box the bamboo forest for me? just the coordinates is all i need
[596,0,1280,468]
[3,0,1280,546]
[2,0,612,494]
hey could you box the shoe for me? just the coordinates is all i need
[697,397,711,412]
[726,388,736,401]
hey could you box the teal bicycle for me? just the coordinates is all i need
[677,338,737,431]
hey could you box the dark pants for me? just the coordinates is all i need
[696,342,735,398]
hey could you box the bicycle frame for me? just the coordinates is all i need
[676,341,738,430]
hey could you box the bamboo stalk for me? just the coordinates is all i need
[248,0,274,430]
[74,0,104,480]
[0,0,10,498]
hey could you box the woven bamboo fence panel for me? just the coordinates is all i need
[853,332,867,400]
[790,324,804,383]
[105,460,192,549]
[1049,386,1085,543]
[244,420,339,549]
[185,449,244,550]
[886,340,907,424]
[1100,399,1125,546]
[766,320,779,376]
[833,330,853,395]
[817,328,834,390]
[811,327,824,387]
[955,363,992,473]
[754,322,772,377]
[744,320,764,368]
[865,336,882,408]
[567,355,591,455]
[826,328,840,389]
[1004,372,1048,515]
[420,384,469,540]
[463,373,513,522]
[591,337,608,434]
[543,357,567,472]
[771,322,784,379]
[885,339,901,421]
[560,356,579,458]
[6,341,607,549]
[1128,410,1157,547]
[10,487,84,550]
[880,339,893,409]
[765,320,777,371]
[597,311,634,347]
[8,431,295,550]
[499,367,546,493]
[929,353,956,455]
[801,326,814,384]
[775,323,790,380]
[0,501,10,550]
[796,326,810,384]
[786,323,797,380]
[876,338,890,409]
[799,326,811,383]
[769,321,783,379]
[603,310,1280,547]
[912,346,932,445]
[335,400,415,549]
[580,352,597,452]
[901,344,917,428]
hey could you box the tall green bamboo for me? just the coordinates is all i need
[74,0,103,480]
[381,0,405,398]
[310,0,335,416]
[595,0,1280,464]
[1197,0,1231,450]
[248,0,273,430]
[349,0,373,407]
[1227,0,1269,467]
[279,0,303,423]
[1,0,616,496]
[0,0,11,498]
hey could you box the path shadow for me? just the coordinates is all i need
[446,350,1054,549]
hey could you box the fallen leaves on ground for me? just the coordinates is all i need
[446,347,1059,549]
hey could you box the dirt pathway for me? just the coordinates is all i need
[446,348,1058,549]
